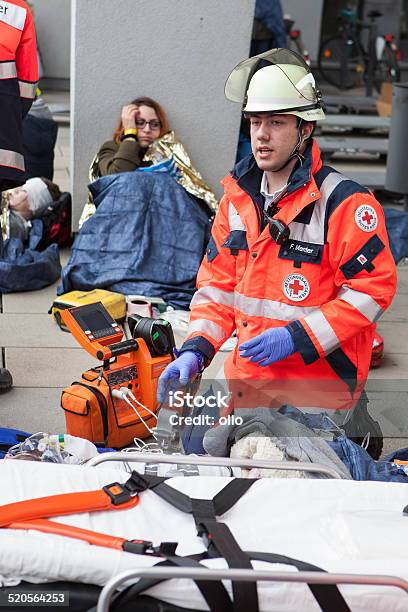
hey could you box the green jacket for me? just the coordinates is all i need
[97,138,149,176]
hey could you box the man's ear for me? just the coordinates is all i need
[302,121,315,139]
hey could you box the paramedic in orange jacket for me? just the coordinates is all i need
[157,49,397,413]
[0,0,38,393]
[0,0,38,191]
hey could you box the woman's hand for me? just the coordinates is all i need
[121,104,139,130]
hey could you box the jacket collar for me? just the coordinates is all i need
[223,139,323,229]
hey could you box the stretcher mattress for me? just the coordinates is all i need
[0,461,407,611]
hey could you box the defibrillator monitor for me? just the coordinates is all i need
[70,303,122,342]
[61,302,137,360]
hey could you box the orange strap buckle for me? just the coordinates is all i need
[0,478,140,527]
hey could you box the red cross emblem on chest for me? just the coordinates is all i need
[289,279,304,295]
[283,273,310,302]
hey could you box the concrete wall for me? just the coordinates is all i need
[282,0,324,61]
[71,0,255,227]
[30,0,71,79]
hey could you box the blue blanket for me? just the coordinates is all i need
[383,207,408,263]
[0,219,61,293]
[59,172,211,309]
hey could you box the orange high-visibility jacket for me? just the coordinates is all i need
[0,0,38,189]
[181,140,397,410]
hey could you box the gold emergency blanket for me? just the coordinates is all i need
[144,131,218,215]
[79,131,218,228]
[1,192,11,241]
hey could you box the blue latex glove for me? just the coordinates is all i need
[157,351,201,403]
[239,327,295,366]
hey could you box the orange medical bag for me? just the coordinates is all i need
[60,303,174,448]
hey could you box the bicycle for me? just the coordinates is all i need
[284,14,310,66]
[318,8,400,96]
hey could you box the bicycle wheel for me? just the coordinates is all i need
[318,35,365,89]
[374,42,401,93]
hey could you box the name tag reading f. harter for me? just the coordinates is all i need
[279,239,323,264]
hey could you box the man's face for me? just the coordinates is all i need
[248,113,300,172]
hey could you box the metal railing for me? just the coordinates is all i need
[97,567,408,612]
[88,451,343,479]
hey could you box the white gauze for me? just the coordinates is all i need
[22,178,53,214]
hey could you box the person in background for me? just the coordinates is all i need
[96,97,170,176]
[251,0,287,57]
[0,0,38,392]
[4,177,61,242]
[22,111,58,181]
[0,0,38,191]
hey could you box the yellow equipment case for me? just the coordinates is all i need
[50,290,126,330]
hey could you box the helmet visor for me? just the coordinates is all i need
[225,48,319,105]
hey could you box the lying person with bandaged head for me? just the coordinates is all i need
[2,177,61,242]
[0,176,64,294]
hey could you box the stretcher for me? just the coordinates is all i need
[1,456,408,611]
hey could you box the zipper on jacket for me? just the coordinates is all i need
[252,196,263,234]
[74,381,109,441]
[256,182,292,235]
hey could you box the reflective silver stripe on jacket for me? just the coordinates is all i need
[191,286,235,309]
[228,201,245,231]
[0,61,17,79]
[289,172,348,244]
[303,309,340,354]
[0,149,24,171]
[0,2,27,30]
[188,319,227,343]
[192,285,318,321]
[19,80,37,99]
[235,291,318,321]
[338,286,383,323]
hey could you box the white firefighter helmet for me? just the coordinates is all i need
[225,48,325,121]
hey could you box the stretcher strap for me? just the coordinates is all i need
[143,477,258,612]
[109,549,352,612]
[106,558,233,612]
[141,477,256,516]
[9,519,127,551]
[211,479,256,515]
[199,517,258,612]
[143,477,351,612]
[0,488,139,527]
[247,552,352,612]
[191,490,258,612]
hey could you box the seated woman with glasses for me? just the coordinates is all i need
[96,96,169,176]
[63,96,219,311]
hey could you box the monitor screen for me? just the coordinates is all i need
[79,309,111,332]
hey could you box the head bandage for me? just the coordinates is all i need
[22,178,53,214]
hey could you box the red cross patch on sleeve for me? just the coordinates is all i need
[355,205,378,232]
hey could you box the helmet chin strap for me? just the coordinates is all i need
[271,119,306,173]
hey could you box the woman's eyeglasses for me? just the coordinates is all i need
[135,119,161,130]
